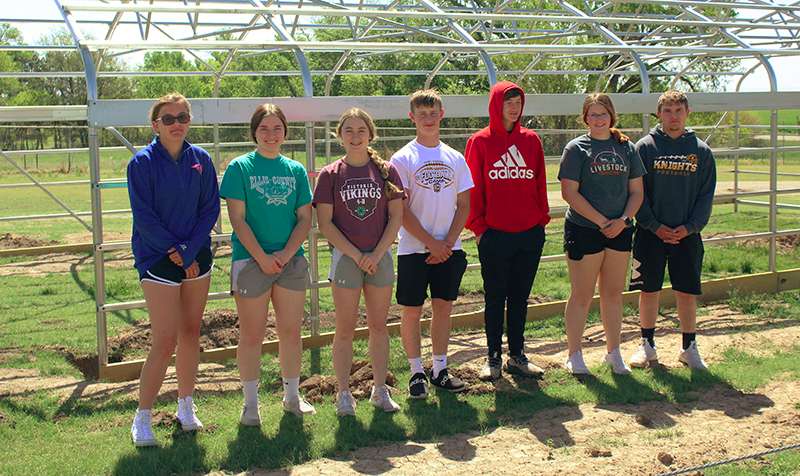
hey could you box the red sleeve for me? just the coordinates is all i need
[465,135,488,236]
[532,134,551,226]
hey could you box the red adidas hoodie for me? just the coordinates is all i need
[465,81,550,236]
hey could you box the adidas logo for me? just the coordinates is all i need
[489,145,534,180]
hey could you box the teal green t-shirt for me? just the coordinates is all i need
[219,152,312,260]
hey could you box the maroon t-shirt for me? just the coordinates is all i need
[313,158,404,251]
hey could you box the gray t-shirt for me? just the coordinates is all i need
[558,134,646,229]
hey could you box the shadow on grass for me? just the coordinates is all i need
[70,255,137,326]
[404,386,480,462]
[223,413,312,472]
[111,430,207,476]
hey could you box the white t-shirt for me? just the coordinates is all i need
[391,139,474,255]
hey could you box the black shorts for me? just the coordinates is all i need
[629,227,704,295]
[396,250,468,306]
[141,247,214,286]
[563,219,634,261]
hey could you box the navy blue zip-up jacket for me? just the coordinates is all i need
[127,137,220,278]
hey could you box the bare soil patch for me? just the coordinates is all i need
[0,233,57,249]
[108,309,256,361]
[301,360,397,402]
[2,303,799,475]
[270,380,800,476]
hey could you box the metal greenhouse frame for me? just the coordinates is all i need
[1,0,799,380]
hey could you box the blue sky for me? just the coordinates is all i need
[5,0,800,92]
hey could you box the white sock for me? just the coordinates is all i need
[432,354,447,379]
[242,379,259,407]
[283,377,300,400]
[136,408,152,420]
[408,357,424,375]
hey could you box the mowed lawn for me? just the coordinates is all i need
[0,291,798,475]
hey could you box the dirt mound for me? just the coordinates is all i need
[108,309,269,359]
[0,233,58,249]
[740,233,800,251]
[300,360,397,402]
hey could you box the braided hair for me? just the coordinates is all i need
[336,107,403,197]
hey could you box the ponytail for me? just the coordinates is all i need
[367,146,402,196]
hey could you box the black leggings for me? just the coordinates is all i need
[477,226,545,357]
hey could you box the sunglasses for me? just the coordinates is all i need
[156,112,191,125]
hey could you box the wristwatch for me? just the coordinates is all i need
[622,215,634,227]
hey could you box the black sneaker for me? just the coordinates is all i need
[408,372,429,399]
[430,368,467,392]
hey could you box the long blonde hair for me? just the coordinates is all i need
[336,107,402,196]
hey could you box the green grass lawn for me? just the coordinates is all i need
[0,292,798,475]
[1,203,799,360]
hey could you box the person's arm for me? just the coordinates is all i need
[127,157,182,253]
[401,191,451,262]
[533,135,551,226]
[425,189,470,265]
[182,156,221,268]
[445,190,470,246]
[361,197,403,273]
[560,179,609,227]
[274,204,312,266]
[623,177,644,220]
[226,198,282,274]
[316,203,364,263]
[633,144,662,233]
[465,137,488,241]
[683,147,717,236]
[274,166,313,265]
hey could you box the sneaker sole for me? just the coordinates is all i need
[504,365,544,378]
[239,417,261,426]
[336,409,356,417]
[283,407,317,417]
[180,423,203,431]
[678,358,708,370]
[431,384,467,393]
[408,392,428,399]
[132,437,157,447]
[371,401,400,413]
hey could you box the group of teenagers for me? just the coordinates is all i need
[127,82,716,447]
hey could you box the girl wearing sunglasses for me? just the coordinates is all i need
[128,93,220,446]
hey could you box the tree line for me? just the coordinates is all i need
[0,2,738,154]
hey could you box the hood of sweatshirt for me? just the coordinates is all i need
[651,125,696,145]
[488,80,525,136]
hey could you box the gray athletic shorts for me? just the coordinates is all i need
[231,255,310,297]
[328,248,394,289]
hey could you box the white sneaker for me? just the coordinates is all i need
[678,341,708,370]
[604,348,632,375]
[176,396,204,431]
[565,351,590,375]
[239,403,261,426]
[131,410,157,447]
[370,385,400,413]
[336,390,357,417]
[283,396,316,416]
[629,339,658,368]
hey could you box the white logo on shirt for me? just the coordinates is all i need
[250,175,296,206]
[489,145,534,180]
[414,161,455,193]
